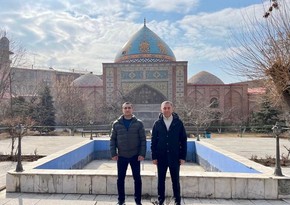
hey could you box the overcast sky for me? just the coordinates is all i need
[0,0,281,83]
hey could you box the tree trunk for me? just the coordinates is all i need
[282,91,290,125]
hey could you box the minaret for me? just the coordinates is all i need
[0,36,14,66]
[0,36,14,99]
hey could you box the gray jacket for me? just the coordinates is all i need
[110,115,146,158]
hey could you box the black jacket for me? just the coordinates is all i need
[110,115,146,158]
[151,113,187,166]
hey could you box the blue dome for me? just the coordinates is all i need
[115,23,176,63]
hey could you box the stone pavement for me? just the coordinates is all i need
[1,135,290,204]
[1,191,290,205]
[203,136,290,160]
[0,192,290,205]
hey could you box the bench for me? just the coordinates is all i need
[81,125,111,138]
[185,126,207,138]
[81,126,152,138]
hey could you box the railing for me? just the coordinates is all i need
[1,124,289,138]
[81,125,112,138]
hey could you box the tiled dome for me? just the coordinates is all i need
[114,22,176,63]
[72,72,103,87]
[188,71,224,85]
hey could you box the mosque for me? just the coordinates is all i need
[0,22,261,128]
[72,21,254,128]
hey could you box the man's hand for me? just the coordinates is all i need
[152,159,158,165]
[138,156,144,161]
[112,156,118,161]
[180,159,185,165]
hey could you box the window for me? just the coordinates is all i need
[210,97,219,108]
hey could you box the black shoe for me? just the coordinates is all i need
[158,199,164,205]
[135,199,142,205]
[116,201,125,205]
[174,202,181,205]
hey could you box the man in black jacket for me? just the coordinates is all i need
[151,101,187,205]
[110,102,147,205]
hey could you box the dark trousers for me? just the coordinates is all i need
[157,159,181,204]
[117,155,142,203]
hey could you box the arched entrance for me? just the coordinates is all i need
[124,84,167,128]
[124,84,166,104]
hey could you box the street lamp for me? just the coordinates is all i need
[272,122,283,176]
[89,120,94,140]
[15,124,24,172]
[239,125,244,138]
[196,133,200,141]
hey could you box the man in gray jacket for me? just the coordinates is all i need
[110,102,147,205]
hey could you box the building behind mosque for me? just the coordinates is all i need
[0,22,262,128]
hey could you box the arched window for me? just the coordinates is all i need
[210,97,219,108]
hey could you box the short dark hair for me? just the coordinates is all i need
[122,102,133,108]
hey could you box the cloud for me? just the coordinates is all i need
[143,0,199,13]
[173,3,266,62]
[0,0,142,72]
[178,7,263,43]
[0,0,268,83]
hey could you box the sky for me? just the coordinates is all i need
[0,0,281,83]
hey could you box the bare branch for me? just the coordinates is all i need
[0,29,27,101]
[226,1,290,117]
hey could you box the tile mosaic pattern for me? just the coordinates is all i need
[114,25,176,63]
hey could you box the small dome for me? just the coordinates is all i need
[188,71,224,85]
[115,22,176,63]
[72,72,103,87]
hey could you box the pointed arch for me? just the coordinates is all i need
[125,84,166,104]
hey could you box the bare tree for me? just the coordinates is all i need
[176,97,218,137]
[1,116,34,157]
[53,76,88,135]
[226,1,290,123]
[263,0,279,18]
[0,31,31,154]
[0,30,26,101]
[100,102,121,125]
[85,89,105,125]
[215,106,239,133]
[101,89,124,124]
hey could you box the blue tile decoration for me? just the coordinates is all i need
[121,71,143,80]
[146,70,168,79]
[115,24,176,63]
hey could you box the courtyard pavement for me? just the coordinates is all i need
[1,134,290,204]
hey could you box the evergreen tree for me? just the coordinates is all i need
[11,96,30,118]
[32,85,55,133]
[9,96,35,123]
[250,97,283,133]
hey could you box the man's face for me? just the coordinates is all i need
[161,103,173,118]
[122,104,133,117]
